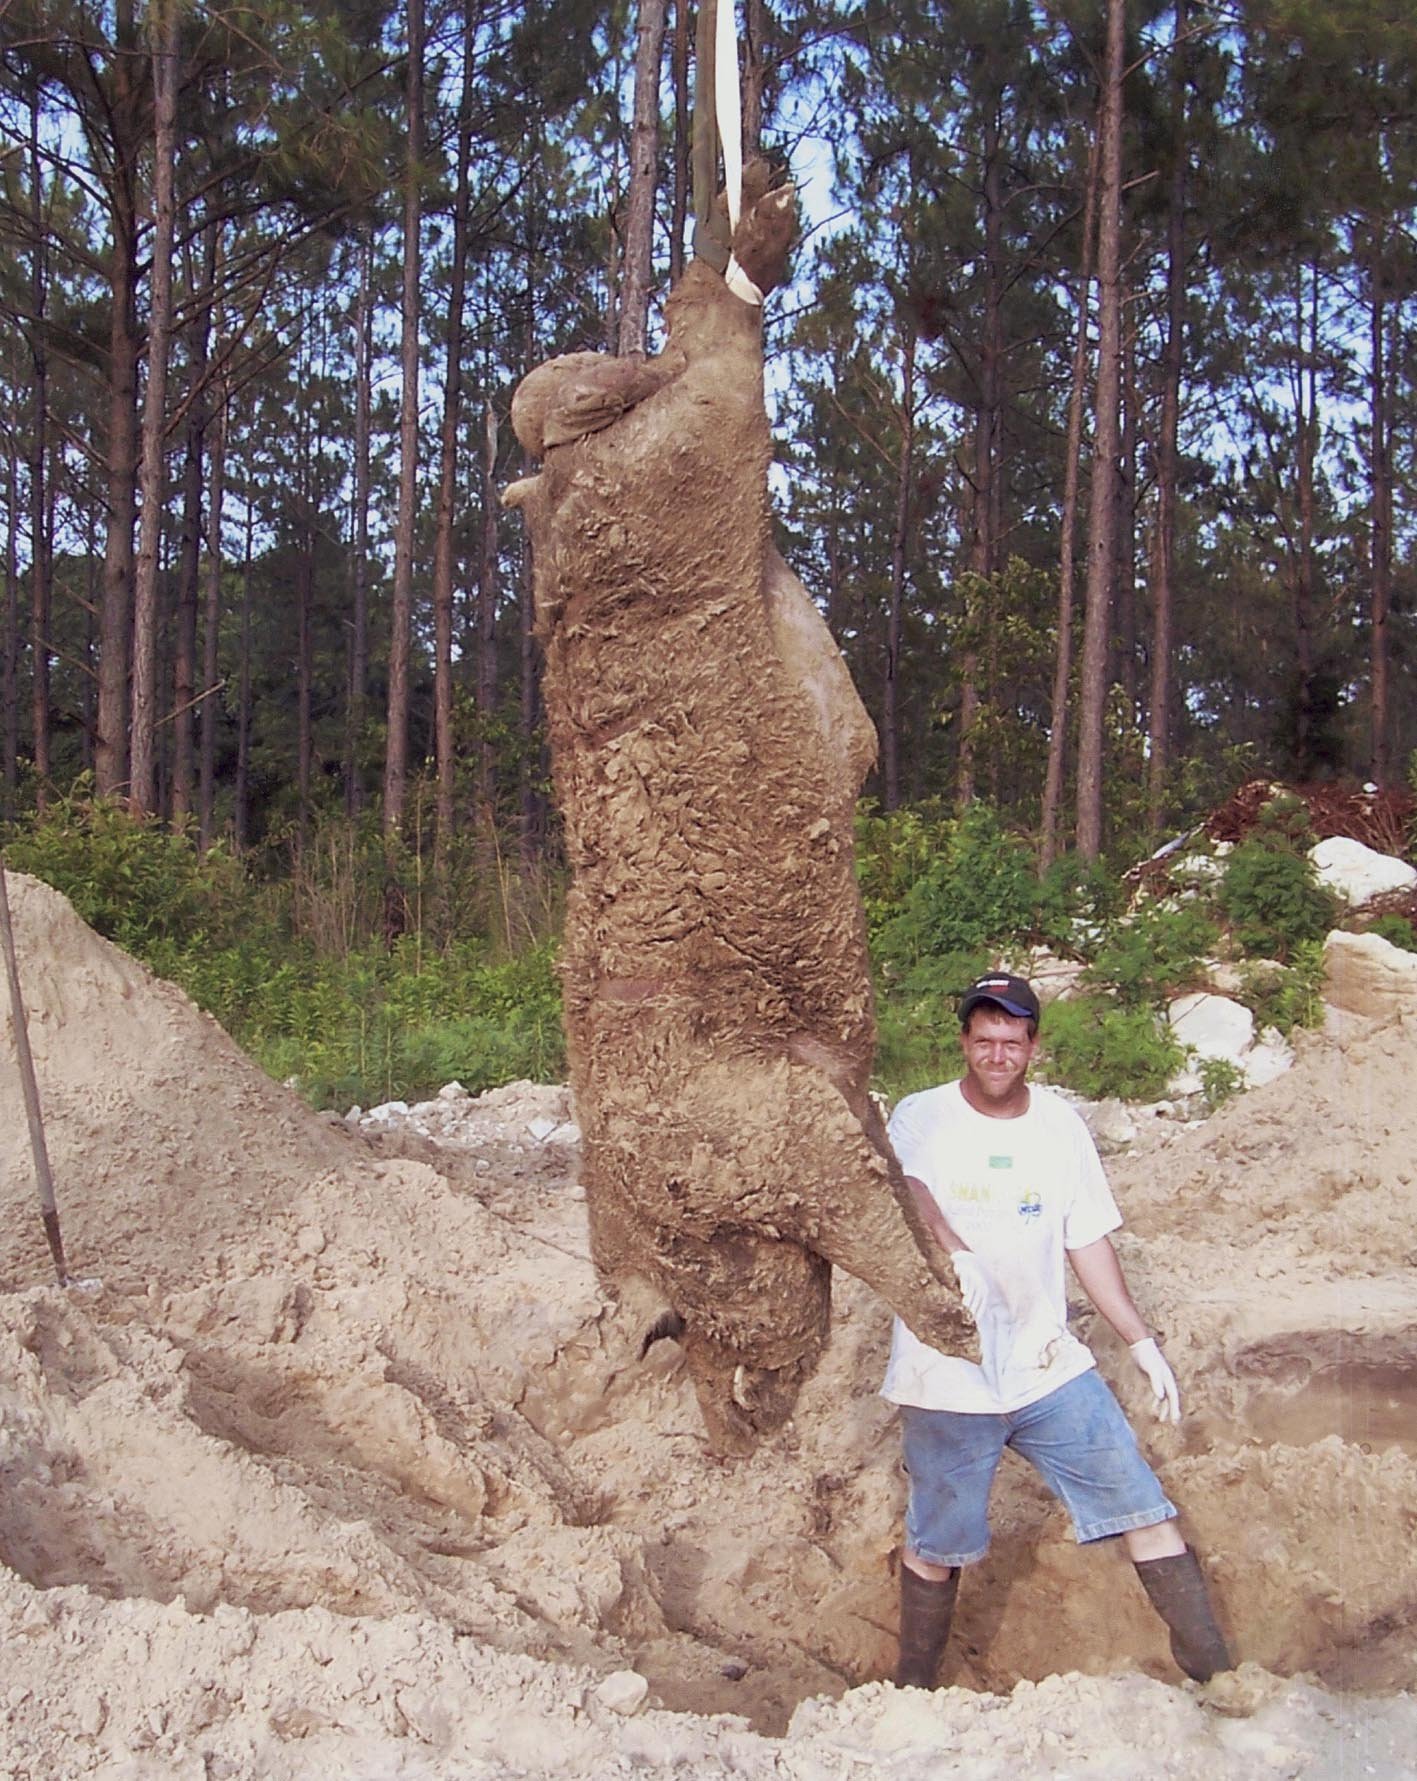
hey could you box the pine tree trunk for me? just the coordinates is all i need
[433,11,476,855]
[297,506,314,853]
[199,357,227,851]
[1040,144,1099,870]
[619,0,668,356]
[1114,325,1138,715]
[1369,231,1392,786]
[476,400,499,819]
[1147,0,1187,830]
[883,325,915,812]
[129,0,180,816]
[234,489,254,852]
[383,0,425,841]
[95,4,141,800]
[345,227,374,819]
[1294,266,1318,769]
[519,351,540,869]
[82,513,99,777]
[1075,0,1125,862]
[957,111,1005,808]
[742,0,765,153]
[28,91,51,796]
[3,445,18,811]
[172,226,215,829]
[670,0,690,285]
[171,411,202,826]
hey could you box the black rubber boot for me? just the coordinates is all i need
[894,1563,960,1689]
[1134,1548,1233,1682]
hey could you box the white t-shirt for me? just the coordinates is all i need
[881,1080,1122,1415]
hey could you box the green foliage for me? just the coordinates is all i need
[253,942,566,1109]
[4,800,565,1110]
[1367,914,1417,953]
[1032,855,1126,957]
[862,802,1041,978]
[1217,834,1338,961]
[1083,900,1218,1007]
[862,808,1136,1102]
[1235,943,1327,1035]
[1197,1054,1245,1112]
[1249,791,1318,854]
[1036,997,1185,1102]
[3,791,258,954]
[874,996,967,1103]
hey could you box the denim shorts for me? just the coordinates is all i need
[901,1369,1176,1567]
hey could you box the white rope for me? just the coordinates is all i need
[713,0,763,306]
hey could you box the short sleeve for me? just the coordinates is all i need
[1060,1112,1122,1250]
[886,1090,934,1181]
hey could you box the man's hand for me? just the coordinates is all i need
[1130,1336,1181,1422]
[949,1250,992,1322]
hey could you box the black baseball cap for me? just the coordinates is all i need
[958,972,1041,1026]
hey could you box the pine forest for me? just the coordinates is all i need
[1,0,1414,1106]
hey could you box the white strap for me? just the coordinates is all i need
[714,0,742,231]
[713,0,763,307]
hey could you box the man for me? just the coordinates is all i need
[884,971,1232,1690]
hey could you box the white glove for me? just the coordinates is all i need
[1130,1336,1180,1423]
[949,1251,992,1322]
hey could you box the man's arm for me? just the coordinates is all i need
[1066,1234,1150,1343]
[1069,1234,1180,1420]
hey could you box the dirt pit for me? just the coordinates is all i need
[0,869,1414,1779]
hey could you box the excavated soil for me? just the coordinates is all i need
[0,869,1414,1779]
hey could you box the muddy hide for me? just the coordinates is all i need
[504,179,973,1454]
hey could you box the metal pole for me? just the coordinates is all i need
[0,857,69,1284]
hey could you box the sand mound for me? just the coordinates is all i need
[1,871,1413,1777]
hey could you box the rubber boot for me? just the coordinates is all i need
[894,1563,959,1689]
[1134,1548,1233,1682]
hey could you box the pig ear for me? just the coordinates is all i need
[512,356,681,458]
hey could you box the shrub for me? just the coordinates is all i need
[3,792,257,953]
[1236,943,1326,1035]
[250,941,566,1108]
[1197,1055,1245,1112]
[1248,790,1319,854]
[1083,900,1218,1007]
[1032,854,1125,957]
[1036,996,1184,1102]
[1218,839,1338,960]
[864,803,1039,979]
[4,796,566,1111]
[874,995,967,1103]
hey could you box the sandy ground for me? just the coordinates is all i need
[0,869,1413,1779]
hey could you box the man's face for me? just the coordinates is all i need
[960,1004,1038,1107]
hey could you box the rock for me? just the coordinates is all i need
[437,1081,467,1101]
[594,1670,650,1716]
[1073,1097,1139,1153]
[1309,836,1417,908]
[1323,930,1417,1021]
[1166,992,1263,1100]
[1168,992,1255,1061]
[526,1117,559,1142]
[1243,1031,1294,1088]
[295,1225,326,1257]
[366,1101,410,1123]
[1169,842,1232,884]
[1023,949,1088,1004]
[1203,960,1247,996]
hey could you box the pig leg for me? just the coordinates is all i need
[673,1057,979,1361]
